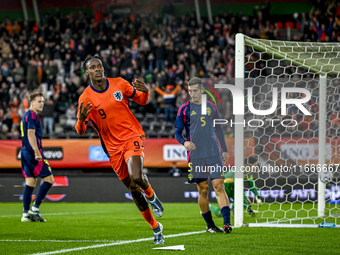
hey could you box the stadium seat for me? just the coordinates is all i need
[145,113,156,122]
[151,121,162,133]
[68,132,91,139]
[90,132,99,138]
[159,122,175,138]
[63,125,74,132]
[147,129,158,138]
[86,125,96,134]
[134,113,144,122]
[157,113,166,122]
[141,121,151,133]
[275,22,283,29]
[163,122,174,132]
[285,22,294,29]
[56,133,68,139]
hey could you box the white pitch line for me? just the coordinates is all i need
[265,215,328,224]
[0,240,115,243]
[0,211,106,218]
[29,230,206,255]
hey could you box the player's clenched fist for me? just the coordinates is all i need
[34,149,42,161]
[222,152,229,165]
[132,79,149,93]
[78,101,92,122]
[184,141,196,152]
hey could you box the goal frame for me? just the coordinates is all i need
[234,33,327,227]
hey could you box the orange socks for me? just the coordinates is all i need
[141,184,157,229]
[143,184,154,199]
[141,208,158,229]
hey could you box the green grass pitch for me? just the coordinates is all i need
[0,203,339,254]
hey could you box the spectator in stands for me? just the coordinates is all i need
[2,108,12,132]
[312,16,333,41]
[0,1,338,140]
[45,60,59,89]
[155,84,181,123]
[12,60,25,85]
[1,62,10,78]
[10,106,21,134]
[176,86,189,109]
[41,97,56,137]
[0,108,4,134]
[0,82,10,110]
[1,39,11,60]
[56,86,69,114]
[65,103,77,128]
[168,162,183,177]
[8,84,20,104]
[26,58,38,90]
[154,40,166,71]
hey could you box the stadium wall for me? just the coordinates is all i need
[2,137,340,169]
[0,138,255,169]
[1,175,339,203]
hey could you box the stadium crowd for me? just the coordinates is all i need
[0,0,339,139]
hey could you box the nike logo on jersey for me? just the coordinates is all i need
[95,104,101,109]
[191,110,197,116]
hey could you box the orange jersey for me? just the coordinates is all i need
[75,77,149,155]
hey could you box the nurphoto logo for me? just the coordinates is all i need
[201,83,312,128]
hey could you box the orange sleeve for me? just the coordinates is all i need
[155,87,165,96]
[75,94,89,135]
[133,89,149,105]
[75,119,87,135]
[120,78,150,105]
[171,85,181,95]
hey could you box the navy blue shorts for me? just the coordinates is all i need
[187,156,225,184]
[21,148,53,178]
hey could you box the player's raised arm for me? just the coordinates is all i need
[125,78,149,105]
[132,79,149,93]
[75,101,92,135]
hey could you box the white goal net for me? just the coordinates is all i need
[233,34,340,227]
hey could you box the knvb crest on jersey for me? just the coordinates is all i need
[113,91,123,101]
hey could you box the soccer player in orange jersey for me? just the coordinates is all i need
[75,56,164,244]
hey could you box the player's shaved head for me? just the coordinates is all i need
[82,55,103,71]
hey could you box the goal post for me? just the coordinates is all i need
[318,74,327,217]
[234,33,245,227]
[234,33,340,227]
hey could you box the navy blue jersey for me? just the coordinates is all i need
[175,101,228,159]
[20,110,43,152]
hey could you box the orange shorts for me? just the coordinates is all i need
[109,136,144,180]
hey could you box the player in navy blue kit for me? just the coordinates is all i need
[20,92,54,222]
[175,77,232,233]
